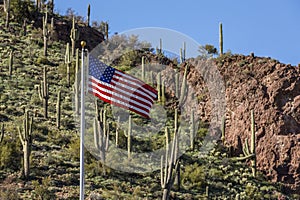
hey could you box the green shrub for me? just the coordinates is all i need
[36,56,50,65]
[0,134,21,171]
[32,176,56,200]
[0,187,20,200]
[182,163,206,189]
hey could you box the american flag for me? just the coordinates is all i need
[88,55,158,118]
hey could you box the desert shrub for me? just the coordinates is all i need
[204,44,218,55]
[65,137,80,162]
[36,56,50,65]
[182,163,206,189]
[10,0,36,24]
[0,133,21,171]
[0,187,20,200]
[32,176,56,200]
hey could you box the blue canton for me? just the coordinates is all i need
[89,56,115,83]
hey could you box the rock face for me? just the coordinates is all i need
[186,54,300,193]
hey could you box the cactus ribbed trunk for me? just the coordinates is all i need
[43,35,48,57]
[4,0,10,28]
[127,116,132,160]
[38,67,49,119]
[18,110,33,179]
[8,50,13,77]
[74,48,80,115]
[0,124,4,143]
[251,110,256,177]
[56,90,61,129]
[87,4,91,27]
[70,17,79,57]
[219,22,223,56]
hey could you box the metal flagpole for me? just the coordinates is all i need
[80,41,86,200]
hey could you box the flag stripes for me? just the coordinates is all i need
[88,56,157,118]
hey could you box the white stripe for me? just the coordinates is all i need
[112,75,155,101]
[89,80,152,111]
[111,79,154,103]
[90,76,153,106]
[88,87,150,116]
[114,70,157,99]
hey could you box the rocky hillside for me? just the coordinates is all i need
[0,3,299,199]
[185,54,300,194]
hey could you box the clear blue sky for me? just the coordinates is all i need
[55,0,300,66]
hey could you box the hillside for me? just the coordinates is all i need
[0,3,299,200]
[185,54,300,194]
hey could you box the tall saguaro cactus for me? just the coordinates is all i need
[0,124,4,143]
[178,64,188,106]
[74,48,80,115]
[190,110,195,150]
[87,4,91,27]
[104,22,109,40]
[94,105,109,175]
[18,110,33,179]
[250,110,256,177]
[161,115,180,200]
[219,22,223,56]
[8,49,13,77]
[65,43,71,87]
[70,16,80,57]
[232,110,257,177]
[180,42,186,63]
[43,9,49,57]
[127,115,132,159]
[56,90,61,129]
[4,0,11,28]
[38,67,49,119]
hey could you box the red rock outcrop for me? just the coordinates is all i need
[186,54,300,193]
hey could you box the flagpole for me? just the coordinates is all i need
[80,41,86,200]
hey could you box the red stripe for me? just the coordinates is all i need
[89,78,153,108]
[89,90,150,118]
[114,70,157,98]
[110,79,154,104]
[89,84,151,114]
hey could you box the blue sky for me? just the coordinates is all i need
[55,0,300,66]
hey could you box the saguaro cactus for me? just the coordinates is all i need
[115,116,120,147]
[4,0,11,28]
[74,48,80,115]
[232,110,257,177]
[127,115,132,159]
[8,49,13,77]
[175,70,179,98]
[38,67,49,119]
[65,43,71,87]
[219,22,223,56]
[94,101,110,173]
[70,16,80,57]
[161,116,179,200]
[190,110,195,150]
[43,9,49,57]
[141,56,145,81]
[156,72,161,103]
[0,124,4,143]
[250,110,256,177]
[221,115,226,145]
[87,4,91,27]
[180,42,186,63]
[178,64,188,106]
[105,22,109,40]
[56,90,61,129]
[18,110,33,179]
